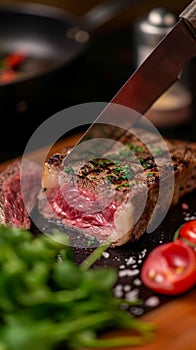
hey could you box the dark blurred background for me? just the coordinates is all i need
[0,0,195,162]
[4,0,191,26]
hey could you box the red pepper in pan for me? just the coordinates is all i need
[0,69,18,83]
[2,52,26,69]
[0,52,26,83]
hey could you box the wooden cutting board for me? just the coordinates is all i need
[0,132,196,350]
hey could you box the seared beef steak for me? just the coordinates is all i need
[0,160,41,229]
[38,132,196,246]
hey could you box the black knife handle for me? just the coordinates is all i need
[180,0,196,36]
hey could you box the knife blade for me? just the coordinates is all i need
[64,0,196,161]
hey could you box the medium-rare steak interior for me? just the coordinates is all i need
[0,160,41,229]
[37,128,196,247]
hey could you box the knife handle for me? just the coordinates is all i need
[180,0,196,36]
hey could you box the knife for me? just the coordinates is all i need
[64,0,196,162]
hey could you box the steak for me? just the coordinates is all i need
[38,129,196,247]
[0,159,41,229]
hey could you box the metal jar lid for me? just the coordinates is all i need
[134,8,177,47]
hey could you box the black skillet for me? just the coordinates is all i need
[0,0,141,152]
[0,0,141,85]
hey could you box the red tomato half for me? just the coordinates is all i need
[178,220,196,246]
[141,240,196,295]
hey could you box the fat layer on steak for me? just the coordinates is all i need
[38,130,196,246]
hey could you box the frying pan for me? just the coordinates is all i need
[0,0,141,83]
[0,0,142,152]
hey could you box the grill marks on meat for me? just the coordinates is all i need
[38,131,196,246]
[0,160,41,229]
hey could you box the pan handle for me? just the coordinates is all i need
[180,0,196,36]
[82,0,142,32]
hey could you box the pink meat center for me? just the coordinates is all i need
[51,184,116,227]
[4,174,29,228]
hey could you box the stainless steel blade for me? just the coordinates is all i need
[65,0,196,157]
[112,19,196,113]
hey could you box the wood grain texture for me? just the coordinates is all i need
[83,289,196,350]
[0,132,195,350]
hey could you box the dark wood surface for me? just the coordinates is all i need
[85,289,196,350]
[0,133,195,350]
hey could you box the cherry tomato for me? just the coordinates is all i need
[178,220,196,246]
[141,239,196,295]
